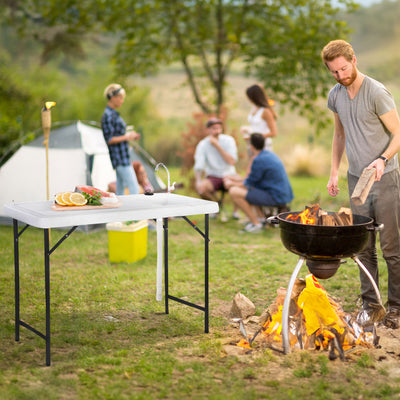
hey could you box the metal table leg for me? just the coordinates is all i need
[44,228,51,366]
[164,217,169,315]
[13,219,21,343]
[165,214,210,333]
[204,214,209,333]
[13,222,77,366]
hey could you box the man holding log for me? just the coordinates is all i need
[321,39,400,329]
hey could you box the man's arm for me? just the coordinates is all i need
[368,108,400,181]
[327,112,346,197]
[209,136,236,165]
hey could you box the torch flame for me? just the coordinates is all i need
[43,101,56,111]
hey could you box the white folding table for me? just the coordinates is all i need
[4,193,219,366]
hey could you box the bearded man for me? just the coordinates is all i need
[321,39,400,329]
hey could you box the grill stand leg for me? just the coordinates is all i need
[282,256,384,355]
[282,257,305,354]
[352,256,383,306]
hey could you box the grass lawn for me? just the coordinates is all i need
[0,174,399,400]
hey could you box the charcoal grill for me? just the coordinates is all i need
[268,211,384,354]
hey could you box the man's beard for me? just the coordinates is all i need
[338,66,357,86]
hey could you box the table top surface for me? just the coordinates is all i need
[3,193,219,229]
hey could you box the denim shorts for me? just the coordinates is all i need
[246,187,276,206]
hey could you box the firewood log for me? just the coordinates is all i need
[351,167,376,206]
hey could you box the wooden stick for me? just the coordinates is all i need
[351,167,376,206]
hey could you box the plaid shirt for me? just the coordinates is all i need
[101,106,131,169]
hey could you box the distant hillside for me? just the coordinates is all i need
[1,0,399,167]
[343,0,400,87]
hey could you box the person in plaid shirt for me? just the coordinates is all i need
[101,83,140,195]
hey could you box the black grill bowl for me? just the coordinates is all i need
[275,211,374,261]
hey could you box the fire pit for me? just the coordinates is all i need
[275,210,376,279]
[268,208,384,354]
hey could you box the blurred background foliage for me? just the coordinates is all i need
[0,0,399,172]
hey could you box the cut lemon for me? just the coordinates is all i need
[55,193,67,206]
[69,192,88,206]
[61,192,74,205]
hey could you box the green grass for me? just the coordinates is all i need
[0,175,397,400]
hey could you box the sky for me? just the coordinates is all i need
[354,0,381,5]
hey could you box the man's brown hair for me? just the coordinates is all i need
[321,40,355,64]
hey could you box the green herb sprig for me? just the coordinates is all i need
[81,190,103,205]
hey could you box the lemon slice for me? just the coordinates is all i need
[61,192,74,205]
[55,193,67,206]
[69,192,88,206]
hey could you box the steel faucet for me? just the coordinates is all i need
[155,163,176,193]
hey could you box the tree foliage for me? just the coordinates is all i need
[107,0,359,131]
[1,0,359,135]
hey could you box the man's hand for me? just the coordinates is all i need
[327,176,340,197]
[195,180,204,195]
[368,158,385,181]
[209,135,219,147]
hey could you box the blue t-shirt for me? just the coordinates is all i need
[244,150,294,205]
[101,106,131,169]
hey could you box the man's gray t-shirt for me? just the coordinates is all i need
[327,76,398,177]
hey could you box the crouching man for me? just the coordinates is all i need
[226,133,294,233]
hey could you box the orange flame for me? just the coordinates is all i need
[286,204,320,225]
[237,275,375,353]
[236,338,252,349]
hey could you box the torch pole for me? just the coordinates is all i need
[41,109,51,201]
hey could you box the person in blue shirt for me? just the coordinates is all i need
[101,83,140,195]
[225,133,294,233]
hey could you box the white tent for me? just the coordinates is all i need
[0,121,164,224]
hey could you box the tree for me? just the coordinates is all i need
[107,0,359,131]
[1,0,359,133]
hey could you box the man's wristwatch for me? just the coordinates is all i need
[379,155,388,165]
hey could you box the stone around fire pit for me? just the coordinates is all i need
[230,292,256,319]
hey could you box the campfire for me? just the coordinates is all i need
[285,204,353,226]
[232,204,383,360]
[235,276,377,360]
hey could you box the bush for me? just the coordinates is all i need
[282,144,331,177]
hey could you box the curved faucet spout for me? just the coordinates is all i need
[155,163,175,193]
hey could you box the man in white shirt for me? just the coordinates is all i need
[194,118,238,203]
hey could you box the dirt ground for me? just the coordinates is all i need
[212,301,400,380]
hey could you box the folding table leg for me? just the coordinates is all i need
[164,217,169,315]
[204,214,209,333]
[44,228,51,366]
[13,219,20,342]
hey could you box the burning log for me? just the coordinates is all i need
[286,204,353,227]
[236,275,377,357]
